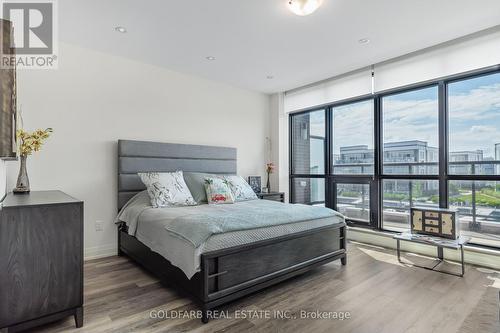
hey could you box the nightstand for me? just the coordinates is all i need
[0,191,84,332]
[256,192,285,203]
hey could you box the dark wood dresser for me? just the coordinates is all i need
[0,191,83,332]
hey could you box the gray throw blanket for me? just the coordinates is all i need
[164,200,342,247]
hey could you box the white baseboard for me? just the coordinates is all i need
[84,244,117,260]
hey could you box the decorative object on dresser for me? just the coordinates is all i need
[0,191,83,332]
[247,176,261,193]
[0,19,17,160]
[411,207,458,239]
[265,162,275,193]
[257,192,285,203]
[13,128,53,194]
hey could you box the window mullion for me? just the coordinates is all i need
[374,97,382,229]
[438,81,449,209]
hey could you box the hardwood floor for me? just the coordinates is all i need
[26,242,499,333]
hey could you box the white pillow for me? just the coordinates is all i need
[138,171,197,208]
[222,175,258,202]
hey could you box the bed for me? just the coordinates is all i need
[116,139,347,323]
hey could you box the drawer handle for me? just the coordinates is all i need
[208,271,228,278]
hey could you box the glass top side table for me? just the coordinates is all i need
[393,232,470,277]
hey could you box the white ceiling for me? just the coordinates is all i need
[59,0,500,93]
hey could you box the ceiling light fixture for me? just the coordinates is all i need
[206,56,216,61]
[287,0,323,16]
[114,26,127,33]
[358,38,370,44]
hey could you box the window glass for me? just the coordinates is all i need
[382,87,439,175]
[382,180,439,231]
[291,110,325,174]
[292,178,325,206]
[448,73,500,175]
[332,100,374,174]
[449,180,500,247]
[336,183,370,222]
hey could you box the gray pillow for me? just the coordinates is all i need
[183,172,216,203]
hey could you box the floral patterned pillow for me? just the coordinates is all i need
[138,171,197,208]
[223,175,258,201]
[204,177,235,204]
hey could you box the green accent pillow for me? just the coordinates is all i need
[204,177,235,204]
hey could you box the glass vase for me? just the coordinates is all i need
[14,155,30,194]
[266,173,271,193]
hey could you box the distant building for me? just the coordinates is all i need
[336,141,499,177]
[449,150,484,174]
[336,145,374,174]
[384,141,438,175]
[336,140,438,175]
[335,140,439,192]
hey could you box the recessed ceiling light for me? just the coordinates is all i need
[266,75,274,79]
[115,26,127,33]
[288,0,323,16]
[358,38,370,44]
[206,56,216,61]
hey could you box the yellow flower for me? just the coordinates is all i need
[17,128,53,156]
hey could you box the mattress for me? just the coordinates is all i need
[116,191,345,279]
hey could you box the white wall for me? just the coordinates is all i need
[269,93,289,202]
[0,160,5,199]
[284,26,500,113]
[6,42,270,259]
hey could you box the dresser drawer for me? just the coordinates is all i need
[424,226,439,234]
[425,211,439,218]
[426,219,439,226]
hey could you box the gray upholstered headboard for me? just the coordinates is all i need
[117,139,237,210]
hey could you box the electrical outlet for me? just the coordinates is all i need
[95,220,104,232]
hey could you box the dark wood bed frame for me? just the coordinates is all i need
[116,140,347,323]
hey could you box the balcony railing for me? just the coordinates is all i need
[332,160,500,175]
[332,160,500,233]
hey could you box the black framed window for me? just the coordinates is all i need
[290,110,325,175]
[290,109,326,206]
[382,86,439,175]
[332,100,374,175]
[447,72,500,247]
[448,72,500,176]
[289,66,500,249]
[291,178,325,206]
[382,179,439,232]
[336,183,370,223]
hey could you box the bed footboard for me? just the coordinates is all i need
[118,222,347,323]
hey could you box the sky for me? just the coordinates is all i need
[448,72,500,158]
[306,72,500,160]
